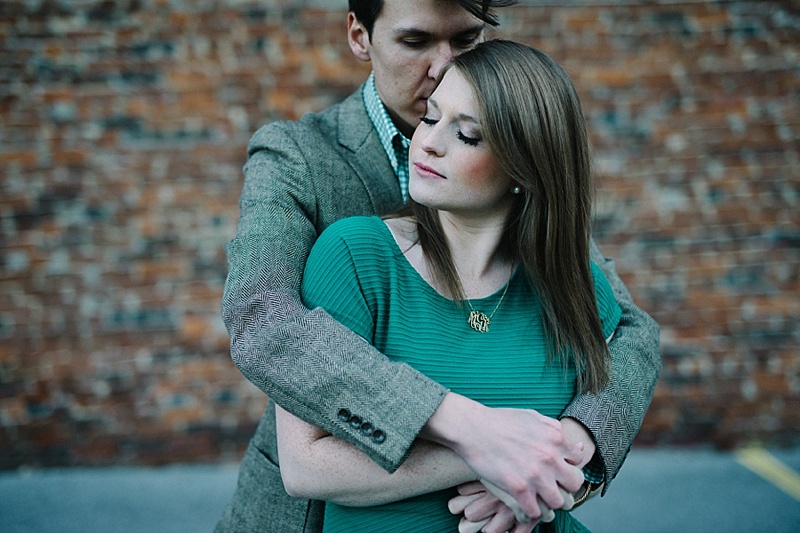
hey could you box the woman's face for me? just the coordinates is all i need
[408,68,513,220]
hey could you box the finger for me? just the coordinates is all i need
[510,518,539,533]
[537,498,556,523]
[564,440,584,466]
[458,516,489,533]
[448,492,483,515]
[480,479,531,523]
[463,493,504,522]
[458,481,488,496]
[560,487,575,510]
[509,493,542,521]
[538,466,583,509]
[463,490,524,523]
[565,441,585,465]
[561,463,585,494]
[477,505,516,533]
[481,478,548,521]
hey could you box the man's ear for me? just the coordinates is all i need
[347,12,371,62]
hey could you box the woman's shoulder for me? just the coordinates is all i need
[317,216,394,254]
[323,215,387,238]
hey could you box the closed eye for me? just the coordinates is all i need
[403,39,428,49]
[457,131,481,146]
[453,32,482,50]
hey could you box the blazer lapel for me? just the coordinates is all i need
[336,88,403,214]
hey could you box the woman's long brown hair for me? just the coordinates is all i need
[408,40,610,394]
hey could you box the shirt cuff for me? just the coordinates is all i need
[581,452,605,484]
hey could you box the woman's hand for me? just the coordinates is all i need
[448,481,538,533]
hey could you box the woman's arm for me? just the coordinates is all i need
[275,405,477,507]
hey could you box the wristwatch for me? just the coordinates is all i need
[572,481,602,509]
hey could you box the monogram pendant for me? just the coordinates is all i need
[468,310,491,333]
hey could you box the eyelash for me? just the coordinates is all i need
[457,131,480,146]
[419,117,481,147]
[455,36,480,49]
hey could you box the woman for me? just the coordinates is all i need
[275,40,621,532]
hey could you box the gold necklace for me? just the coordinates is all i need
[465,263,514,333]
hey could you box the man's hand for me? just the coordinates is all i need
[560,417,596,470]
[421,393,585,521]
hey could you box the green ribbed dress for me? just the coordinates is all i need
[300,216,621,533]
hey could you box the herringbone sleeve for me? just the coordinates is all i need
[221,91,448,473]
[561,240,661,493]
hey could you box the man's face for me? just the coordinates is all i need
[348,0,485,138]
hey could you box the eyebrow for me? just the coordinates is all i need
[394,24,485,39]
[427,97,479,124]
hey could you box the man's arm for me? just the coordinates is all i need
[560,239,661,493]
[222,121,447,472]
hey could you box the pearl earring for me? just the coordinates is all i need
[512,186,522,195]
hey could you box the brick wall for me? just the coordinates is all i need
[0,1,797,468]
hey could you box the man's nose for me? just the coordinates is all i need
[428,43,455,79]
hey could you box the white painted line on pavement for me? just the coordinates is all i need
[735,447,800,502]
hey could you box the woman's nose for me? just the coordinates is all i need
[419,125,445,156]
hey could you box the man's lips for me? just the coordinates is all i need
[414,162,445,179]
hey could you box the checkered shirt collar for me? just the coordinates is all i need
[363,72,411,202]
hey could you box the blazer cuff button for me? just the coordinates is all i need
[371,430,386,444]
[337,408,351,423]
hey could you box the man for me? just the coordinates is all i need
[217,1,661,531]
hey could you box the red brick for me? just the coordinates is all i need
[1,1,797,468]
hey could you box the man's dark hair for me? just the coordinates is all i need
[349,0,517,37]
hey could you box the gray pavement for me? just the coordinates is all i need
[572,447,800,532]
[1,447,798,532]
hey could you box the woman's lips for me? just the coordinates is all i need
[414,162,445,179]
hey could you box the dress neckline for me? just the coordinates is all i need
[375,216,520,304]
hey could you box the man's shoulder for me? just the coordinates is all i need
[249,88,368,148]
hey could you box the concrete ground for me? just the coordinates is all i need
[1,446,798,532]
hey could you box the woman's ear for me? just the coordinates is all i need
[347,12,372,62]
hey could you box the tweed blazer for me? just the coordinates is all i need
[216,86,661,533]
